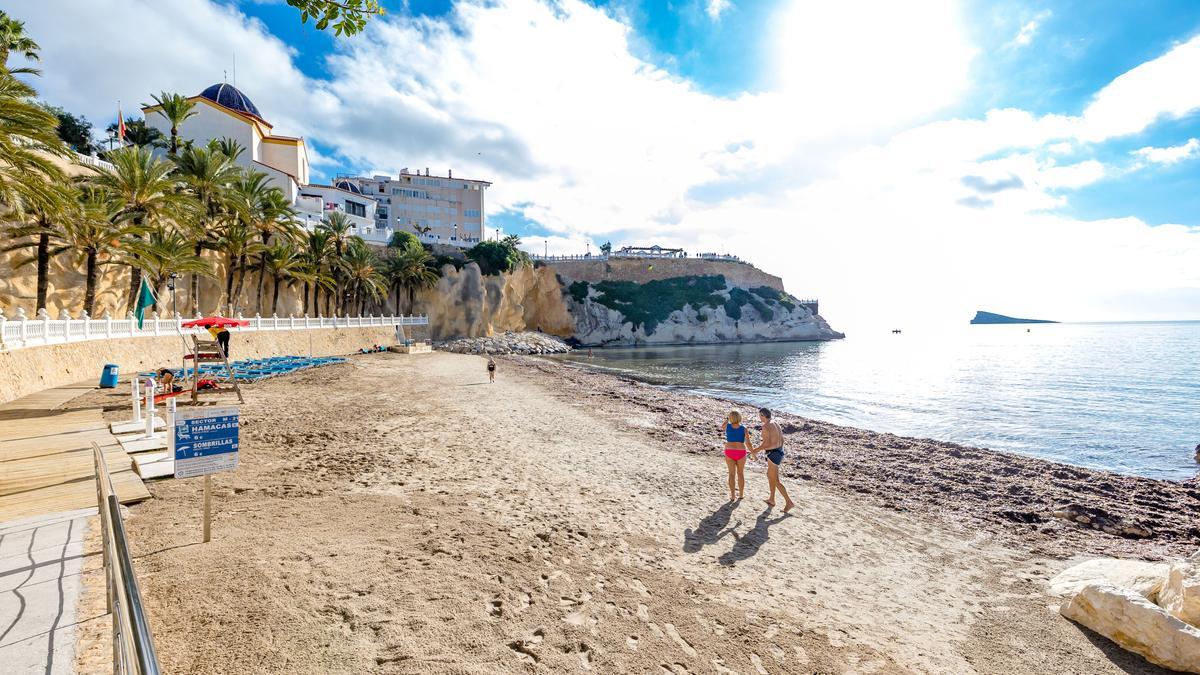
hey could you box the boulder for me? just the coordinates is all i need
[1048,558,1170,601]
[1060,583,1200,673]
[1159,562,1200,627]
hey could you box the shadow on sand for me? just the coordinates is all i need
[717,509,788,566]
[682,501,740,553]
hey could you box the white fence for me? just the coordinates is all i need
[0,308,428,351]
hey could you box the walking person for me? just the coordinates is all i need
[751,408,795,513]
[720,411,750,502]
[487,357,496,384]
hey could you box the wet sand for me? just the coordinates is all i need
[75,352,1190,674]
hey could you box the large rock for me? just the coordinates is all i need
[1060,583,1200,673]
[1048,558,1170,601]
[1159,562,1200,627]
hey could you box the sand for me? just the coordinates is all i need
[75,352,1185,674]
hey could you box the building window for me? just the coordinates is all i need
[346,201,366,218]
[464,209,481,218]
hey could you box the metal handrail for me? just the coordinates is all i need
[92,442,162,675]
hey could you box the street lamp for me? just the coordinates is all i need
[167,273,179,317]
[544,239,548,258]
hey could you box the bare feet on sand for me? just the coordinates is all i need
[763,499,775,508]
[783,501,795,513]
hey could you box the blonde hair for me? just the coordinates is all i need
[728,411,742,426]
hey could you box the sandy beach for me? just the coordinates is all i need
[74,351,1194,674]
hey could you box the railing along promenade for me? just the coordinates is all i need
[532,252,744,263]
[92,441,161,675]
[0,308,428,351]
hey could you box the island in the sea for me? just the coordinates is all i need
[970,310,1059,325]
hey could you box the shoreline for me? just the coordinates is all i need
[513,355,1200,560]
[547,349,1199,485]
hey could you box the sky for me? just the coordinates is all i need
[6,0,1200,330]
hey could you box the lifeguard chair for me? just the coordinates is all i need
[186,334,244,404]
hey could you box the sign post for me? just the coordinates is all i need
[171,406,239,542]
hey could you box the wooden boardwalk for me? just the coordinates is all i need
[0,382,150,522]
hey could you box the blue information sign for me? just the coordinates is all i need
[173,406,239,478]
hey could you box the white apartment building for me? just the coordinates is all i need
[141,83,487,247]
[344,170,490,248]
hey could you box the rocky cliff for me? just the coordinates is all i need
[418,260,841,345]
[416,263,575,339]
[561,273,842,346]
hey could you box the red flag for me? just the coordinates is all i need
[117,104,125,143]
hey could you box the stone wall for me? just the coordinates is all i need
[0,325,398,406]
[546,258,785,292]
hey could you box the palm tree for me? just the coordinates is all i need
[56,187,141,316]
[317,211,356,312]
[260,242,310,315]
[213,219,263,314]
[383,245,438,315]
[342,238,386,315]
[0,11,39,69]
[173,142,241,312]
[0,70,67,214]
[84,145,190,311]
[252,187,298,314]
[2,182,74,310]
[210,137,245,162]
[300,229,335,316]
[144,91,196,156]
[121,227,212,309]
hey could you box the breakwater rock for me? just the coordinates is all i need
[437,331,572,355]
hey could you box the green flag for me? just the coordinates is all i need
[134,278,155,328]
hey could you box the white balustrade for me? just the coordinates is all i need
[0,307,428,351]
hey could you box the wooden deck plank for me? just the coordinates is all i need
[0,382,152,522]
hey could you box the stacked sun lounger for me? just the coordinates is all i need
[141,355,348,384]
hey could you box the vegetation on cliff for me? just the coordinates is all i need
[568,274,805,333]
[466,235,531,275]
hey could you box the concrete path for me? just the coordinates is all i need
[0,508,95,675]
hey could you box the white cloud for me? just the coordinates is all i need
[1005,11,1050,49]
[13,0,1200,325]
[705,0,731,21]
[1132,138,1200,166]
[1077,34,1200,142]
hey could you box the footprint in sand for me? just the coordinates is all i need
[750,653,769,674]
[663,624,697,657]
[506,641,538,664]
[488,598,503,617]
[660,664,691,674]
[626,635,639,650]
[637,603,650,622]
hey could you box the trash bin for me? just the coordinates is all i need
[99,363,119,388]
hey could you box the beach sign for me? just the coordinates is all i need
[172,406,240,479]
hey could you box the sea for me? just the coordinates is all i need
[553,321,1200,481]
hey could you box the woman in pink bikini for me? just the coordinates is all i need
[719,411,750,502]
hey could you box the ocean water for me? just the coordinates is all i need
[554,321,1200,481]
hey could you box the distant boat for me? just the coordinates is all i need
[970,311,1058,325]
[891,329,902,334]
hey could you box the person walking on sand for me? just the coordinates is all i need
[720,411,750,502]
[487,357,496,383]
[751,408,794,513]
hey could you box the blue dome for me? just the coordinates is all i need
[198,83,262,118]
[334,180,361,194]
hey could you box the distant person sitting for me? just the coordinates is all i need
[207,325,231,358]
